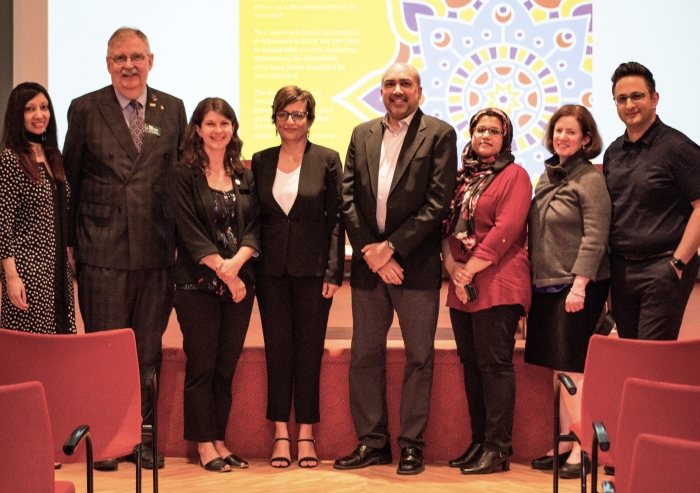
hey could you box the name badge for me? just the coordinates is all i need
[144,124,161,136]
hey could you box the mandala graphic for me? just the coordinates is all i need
[334,0,593,178]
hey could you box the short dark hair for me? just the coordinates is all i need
[611,61,656,95]
[179,97,244,175]
[107,27,151,55]
[544,104,602,160]
[0,82,64,183]
[270,86,316,124]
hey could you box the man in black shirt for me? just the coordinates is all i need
[604,61,700,340]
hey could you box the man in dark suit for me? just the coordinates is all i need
[334,63,457,475]
[63,27,186,471]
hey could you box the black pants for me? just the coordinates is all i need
[256,274,332,424]
[77,264,173,424]
[610,253,699,340]
[174,289,254,442]
[450,304,522,453]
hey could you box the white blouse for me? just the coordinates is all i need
[272,165,301,215]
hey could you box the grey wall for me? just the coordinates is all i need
[0,0,12,124]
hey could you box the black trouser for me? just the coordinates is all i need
[78,264,173,424]
[174,289,254,442]
[610,253,699,340]
[450,304,522,453]
[256,274,332,424]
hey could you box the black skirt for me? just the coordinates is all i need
[525,279,610,373]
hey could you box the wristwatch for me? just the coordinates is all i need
[387,240,396,252]
[670,256,686,270]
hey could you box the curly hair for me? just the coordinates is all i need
[178,97,244,175]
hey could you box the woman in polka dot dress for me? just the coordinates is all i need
[0,82,76,334]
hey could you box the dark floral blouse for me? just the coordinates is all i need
[179,188,239,300]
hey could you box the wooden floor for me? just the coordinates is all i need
[55,458,597,493]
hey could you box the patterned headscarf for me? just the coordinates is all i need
[443,108,515,252]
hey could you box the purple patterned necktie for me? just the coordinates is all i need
[129,100,144,152]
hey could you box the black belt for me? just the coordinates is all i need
[615,250,674,262]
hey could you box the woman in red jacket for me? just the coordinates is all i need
[442,108,532,475]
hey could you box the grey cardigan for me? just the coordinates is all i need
[528,152,611,288]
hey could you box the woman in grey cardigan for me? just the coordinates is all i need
[525,105,611,479]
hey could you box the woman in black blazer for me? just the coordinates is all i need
[171,97,260,473]
[252,86,344,468]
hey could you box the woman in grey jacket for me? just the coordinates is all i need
[525,105,611,479]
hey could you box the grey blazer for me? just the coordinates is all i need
[63,85,187,270]
[528,152,611,287]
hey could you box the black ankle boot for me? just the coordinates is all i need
[460,449,511,474]
[449,443,483,468]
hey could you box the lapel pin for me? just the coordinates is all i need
[235,179,241,185]
[160,105,165,110]
[149,103,156,107]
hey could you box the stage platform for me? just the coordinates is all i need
[154,280,553,464]
[67,279,700,464]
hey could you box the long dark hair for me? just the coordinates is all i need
[0,82,65,183]
[179,97,244,175]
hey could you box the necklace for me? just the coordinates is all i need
[281,150,297,164]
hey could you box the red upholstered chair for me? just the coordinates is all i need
[609,434,700,493]
[600,379,700,493]
[552,335,700,493]
[0,381,75,493]
[0,328,155,493]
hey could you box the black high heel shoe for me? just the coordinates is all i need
[297,439,318,468]
[531,450,572,470]
[270,437,291,468]
[449,443,483,468]
[460,449,511,474]
[558,456,592,479]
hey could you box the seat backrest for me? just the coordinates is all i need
[0,381,58,492]
[579,335,700,462]
[627,434,700,493]
[0,328,142,463]
[614,379,700,493]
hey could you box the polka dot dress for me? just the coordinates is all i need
[0,149,76,333]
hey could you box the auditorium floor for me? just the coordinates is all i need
[55,457,590,493]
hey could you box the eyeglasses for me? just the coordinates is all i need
[473,127,503,136]
[275,111,308,122]
[109,54,149,65]
[614,92,646,106]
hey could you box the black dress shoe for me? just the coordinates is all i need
[531,450,572,470]
[397,447,424,475]
[604,465,615,476]
[460,449,511,474]
[198,457,231,473]
[558,456,592,479]
[94,458,119,471]
[449,443,483,468]
[333,444,392,470]
[125,443,165,470]
[223,454,248,469]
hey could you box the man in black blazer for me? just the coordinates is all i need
[63,27,186,471]
[335,63,457,475]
